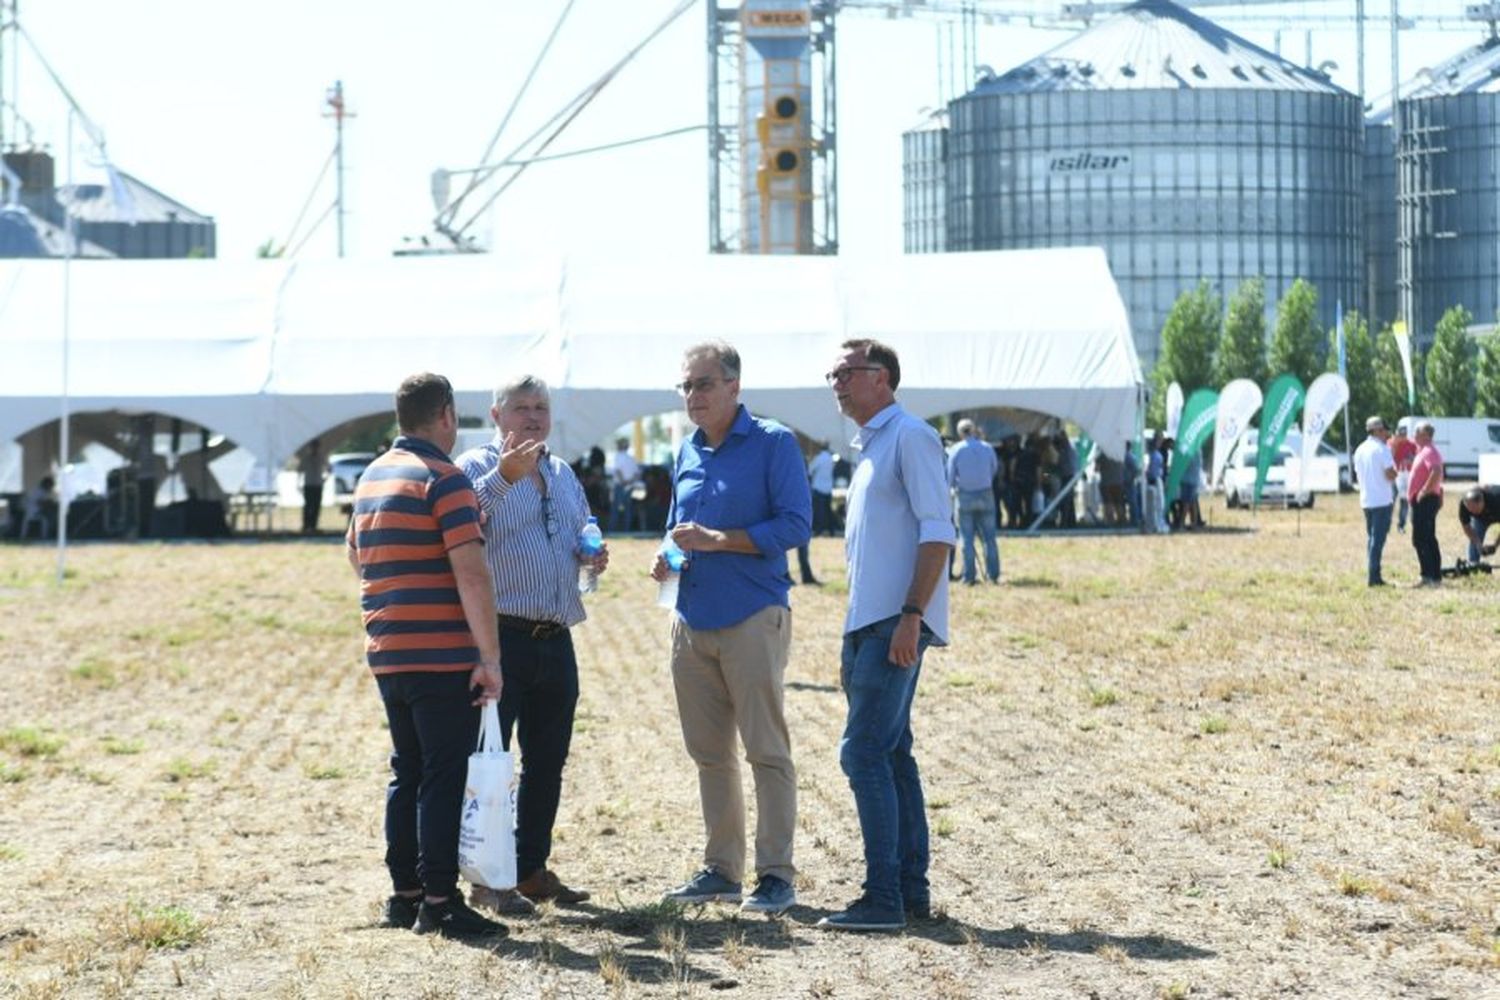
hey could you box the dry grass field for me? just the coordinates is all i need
[1,493,1497,1000]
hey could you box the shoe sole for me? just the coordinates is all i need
[816,918,904,932]
[739,897,796,914]
[662,892,742,904]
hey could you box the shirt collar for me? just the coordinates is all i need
[690,404,753,448]
[393,434,450,462]
[852,402,903,450]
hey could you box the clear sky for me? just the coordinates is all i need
[2,0,1482,263]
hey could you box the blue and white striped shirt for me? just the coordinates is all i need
[456,437,592,628]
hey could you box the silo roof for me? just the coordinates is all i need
[1367,37,1500,123]
[971,0,1347,97]
[54,170,213,225]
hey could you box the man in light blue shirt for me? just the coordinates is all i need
[652,341,811,916]
[818,338,955,933]
[946,418,1001,584]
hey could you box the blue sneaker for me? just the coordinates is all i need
[740,874,796,914]
[662,867,742,904]
[816,895,906,932]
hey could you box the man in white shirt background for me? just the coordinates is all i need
[807,443,835,537]
[608,437,640,534]
[1352,416,1397,587]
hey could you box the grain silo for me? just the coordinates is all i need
[907,0,1363,365]
[1363,114,1397,330]
[902,108,947,254]
[1395,37,1500,345]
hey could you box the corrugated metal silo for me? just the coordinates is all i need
[902,108,947,254]
[913,0,1363,365]
[1362,116,1397,329]
[1395,38,1500,345]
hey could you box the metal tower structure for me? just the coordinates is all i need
[709,0,837,254]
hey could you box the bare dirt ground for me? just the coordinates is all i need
[1,493,1497,1000]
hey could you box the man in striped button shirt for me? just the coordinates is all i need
[457,375,608,914]
[347,371,506,938]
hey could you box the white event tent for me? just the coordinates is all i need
[0,247,1142,485]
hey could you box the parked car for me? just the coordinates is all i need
[1220,430,1341,509]
[328,452,377,512]
[1394,416,1500,480]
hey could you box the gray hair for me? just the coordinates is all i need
[956,418,976,438]
[1415,420,1436,437]
[681,340,741,381]
[1365,416,1385,433]
[493,374,550,408]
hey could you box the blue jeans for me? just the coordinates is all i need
[1466,514,1494,563]
[609,483,634,533]
[956,489,1000,583]
[839,615,933,912]
[1363,503,1392,585]
[497,623,579,882]
[376,671,480,898]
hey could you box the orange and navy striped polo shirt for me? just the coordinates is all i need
[346,435,483,675]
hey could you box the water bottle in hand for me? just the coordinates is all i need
[656,536,687,609]
[578,516,604,594]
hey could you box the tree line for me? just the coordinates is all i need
[1148,277,1500,447]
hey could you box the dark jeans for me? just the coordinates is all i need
[796,544,817,583]
[377,671,480,899]
[497,622,580,881]
[1363,503,1392,585]
[302,485,322,532]
[839,614,933,913]
[812,491,834,536]
[1412,495,1443,581]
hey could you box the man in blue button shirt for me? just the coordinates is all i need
[818,338,955,933]
[652,341,812,916]
[946,418,1000,585]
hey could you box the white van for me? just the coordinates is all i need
[1394,416,1500,480]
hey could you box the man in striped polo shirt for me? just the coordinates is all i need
[457,374,608,914]
[346,372,506,939]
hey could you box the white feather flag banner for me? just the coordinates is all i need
[1300,373,1349,472]
[1165,382,1184,438]
[1211,378,1263,490]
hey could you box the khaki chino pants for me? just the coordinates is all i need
[669,604,796,885]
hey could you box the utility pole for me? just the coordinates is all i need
[324,81,354,257]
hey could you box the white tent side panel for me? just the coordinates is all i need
[0,249,1142,469]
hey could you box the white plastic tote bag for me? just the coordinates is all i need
[457,701,517,890]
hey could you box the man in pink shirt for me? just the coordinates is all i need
[1407,421,1444,586]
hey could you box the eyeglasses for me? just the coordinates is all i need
[824,365,883,386]
[675,376,733,396]
[539,494,558,539]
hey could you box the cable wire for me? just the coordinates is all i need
[440,0,696,244]
[440,0,579,230]
[276,146,337,257]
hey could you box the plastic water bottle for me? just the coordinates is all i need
[656,537,687,609]
[578,516,603,594]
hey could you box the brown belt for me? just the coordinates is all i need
[497,614,568,641]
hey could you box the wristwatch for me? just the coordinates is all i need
[900,604,923,617]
